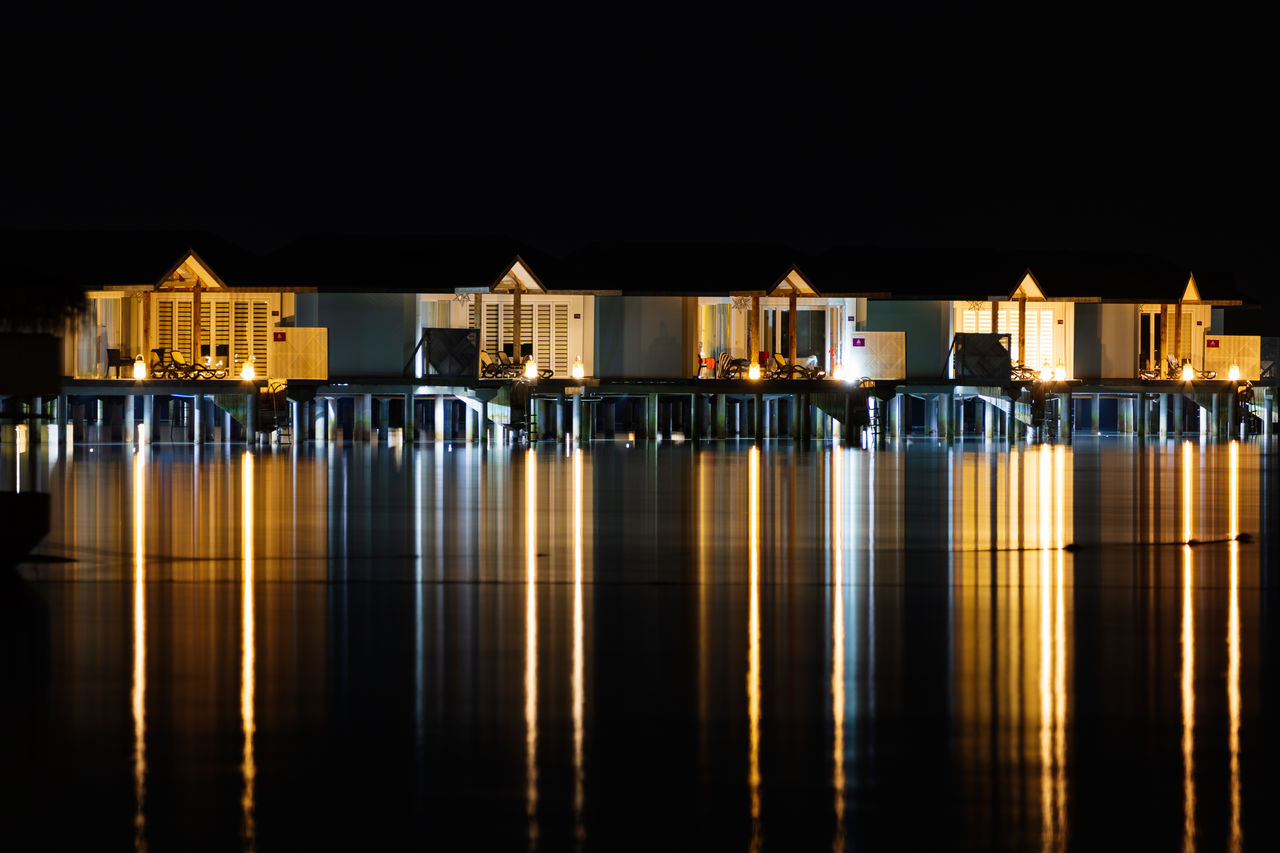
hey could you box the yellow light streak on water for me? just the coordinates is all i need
[1181,439,1195,853]
[241,451,256,851]
[1183,441,1193,544]
[132,450,147,853]
[831,445,845,853]
[525,449,539,851]
[572,448,585,847]
[1228,440,1242,852]
[747,445,762,852]
[1038,445,1053,853]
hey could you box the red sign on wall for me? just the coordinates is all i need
[273,331,286,342]
[1206,339,1220,348]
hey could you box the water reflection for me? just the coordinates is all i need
[1228,441,1242,853]
[830,445,846,852]
[572,448,585,847]
[525,448,539,850]
[241,451,257,850]
[132,449,147,853]
[7,439,1273,851]
[747,445,762,852]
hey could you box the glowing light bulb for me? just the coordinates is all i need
[133,356,146,380]
[1039,364,1053,382]
[1181,363,1194,382]
[747,363,761,381]
[524,358,538,380]
[1228,364,1240,382]
[571,356,584,380]
[240,360,256,381]
[832,363,846,381]
[1053,363,1066,382]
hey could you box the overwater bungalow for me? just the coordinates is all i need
[2,233,1273,445]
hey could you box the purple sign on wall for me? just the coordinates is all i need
[851,337,865,347]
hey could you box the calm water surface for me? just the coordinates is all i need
[3,438,1278,851]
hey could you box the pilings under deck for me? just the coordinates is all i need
[41,376,1275,448]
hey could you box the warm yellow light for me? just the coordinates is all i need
[240,450,256,846]
[240,360,256,381]
[571,356,585,381]
[1181,363,1194,382]
[1039,364,1053,382]
[1228,364,1240,382]
[831,362,846,382]
[133,355,147,380]
[1053,363,1066,382]
[747,362,761,381]
[524,358,538,380]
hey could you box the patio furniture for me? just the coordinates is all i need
[716,351,750,379]
[106,348,132,378]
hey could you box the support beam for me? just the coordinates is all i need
[1159,393,1169,438]
[124,395,135,445]
[714,394,727,440]
[753,392,763,442]
[984,397,994,440]
[1091,394,1101,435]
[1172,394,1183,436]
[404,393,416,444]
[193,394,204,445]
[434,395,445,442]
[141,395,153,445]
[245,392,257,445]
[1136,393,1147,438]
[573,394,583,443]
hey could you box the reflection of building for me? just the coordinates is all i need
[4,231,1273,445]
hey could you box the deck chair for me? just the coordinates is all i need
[106,348,132,378]
[479,351,504,378]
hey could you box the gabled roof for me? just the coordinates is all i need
[155,249,229,290]
[768,265,820,297]
[1010,271,1045,300]
[488,255,546,293]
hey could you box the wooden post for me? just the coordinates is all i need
[1160,304,1170,376]
[750,295,760,368]
[192,279,203,364]
[1174,301,1182,371]
[714,394,726,440]
[753,392,763,442]
[1017,295,1026,366]
[512,284,522,363]
[434,395,445,442]
[404,393,415,444]
[788,292,798,369]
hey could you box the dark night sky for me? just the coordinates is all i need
[2,7,1275,309]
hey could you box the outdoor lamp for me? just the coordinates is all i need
[1053,362,1066,382]
[832,362,846,381]
[1229,364,1240,382]
[524,357,538,380]
[572,356,585,380]
[1181,362,1194,382]
[132,355,146,380]
[747,362,761,381]
[240,360,256,381]
[1039,364,1053,383]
